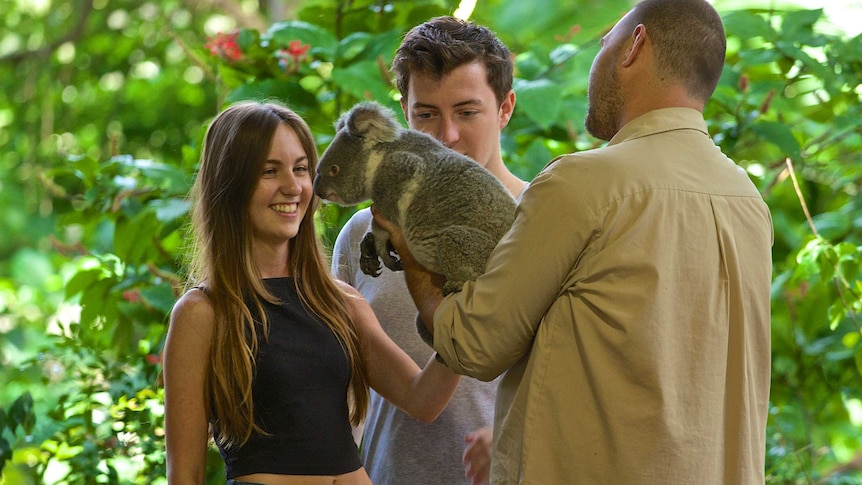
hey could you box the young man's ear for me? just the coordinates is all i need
[400,98,410,124]
[499,90,516,128]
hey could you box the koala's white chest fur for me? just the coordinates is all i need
[363,149,385,198]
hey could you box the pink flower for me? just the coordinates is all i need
[123,289,141,303]
[205,31,242,62]
[146,354,162,365]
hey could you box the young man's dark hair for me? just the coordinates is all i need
[392,16,514,107]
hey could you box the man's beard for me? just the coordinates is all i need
[585,68,622,141]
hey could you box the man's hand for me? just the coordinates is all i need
[370,206,418,270]
[371,205,445,335]
[463,426,493,485]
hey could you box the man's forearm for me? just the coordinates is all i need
[369,205,446,336]
[400,252,445,335]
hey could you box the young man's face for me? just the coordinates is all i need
[401,61,513,169]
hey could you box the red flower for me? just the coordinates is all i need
[277,40,311,74]
[123,289,141,303]
[285,40,310,61]
[205,31,242,62]
[146,353,162,365]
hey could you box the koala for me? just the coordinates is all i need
[314,101,516,297]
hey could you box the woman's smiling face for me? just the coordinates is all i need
[248,123,313,248]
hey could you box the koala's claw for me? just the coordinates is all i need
[360,257,382,277]
[360,232,382,277]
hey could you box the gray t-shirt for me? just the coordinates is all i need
[331,207,497,485]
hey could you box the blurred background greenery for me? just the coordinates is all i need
[0,0,860,483]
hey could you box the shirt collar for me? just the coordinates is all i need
[607,107,709,147]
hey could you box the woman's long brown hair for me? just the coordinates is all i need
[184,101,369,449]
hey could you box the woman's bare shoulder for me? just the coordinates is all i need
[169,288,216,339]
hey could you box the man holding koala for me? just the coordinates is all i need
[330,16,526,485]
[376,0,773,483]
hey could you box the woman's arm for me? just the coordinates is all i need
[338,281,460,423]
[163,289,215,484]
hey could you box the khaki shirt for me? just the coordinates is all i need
[433,108,773,484]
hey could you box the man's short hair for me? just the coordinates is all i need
[631,0,726,101]
[392,16,514,106]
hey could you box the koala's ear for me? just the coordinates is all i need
[346,102,400,143]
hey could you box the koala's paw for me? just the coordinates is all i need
[359,232,382,277]
[383,239,403,272]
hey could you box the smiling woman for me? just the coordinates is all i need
[162,100,464,484]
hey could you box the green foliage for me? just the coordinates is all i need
[709,6,862,482]
[1,0,861,483]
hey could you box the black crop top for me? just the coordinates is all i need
[213,277,361,478]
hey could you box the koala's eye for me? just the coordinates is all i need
[329,165,340,177]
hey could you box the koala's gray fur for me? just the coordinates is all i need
[314,101,516,296]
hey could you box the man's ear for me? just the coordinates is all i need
[499,90,516,128]
[622,24,647,68]
[400,98,410,124]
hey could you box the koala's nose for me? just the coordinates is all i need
[312,173,323,196]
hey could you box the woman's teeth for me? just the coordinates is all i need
[271,203,297,213]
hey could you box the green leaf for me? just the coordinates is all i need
[812,211,852,240]
[336,32,373,63]
[135,159,189,193]
[549,44,579,66]
[779,9,823,43]
[828,303,845,331]
[522,138,554,174]
[738,47,783,67]
[514,51,545,80]
[114,209,165,264]
[226,79,318,109]
[775,40,832,81]
[236,28,261,52]
[141,283,178,315]
[750,121,801,160]
[79,278,116,328]
[266,20,338,59]
[65,268,106,299]
[149,198,191,223]
[330,61,393,103]
[722,10,775,40]
[8,392,34,435]
[512,79,563,130]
